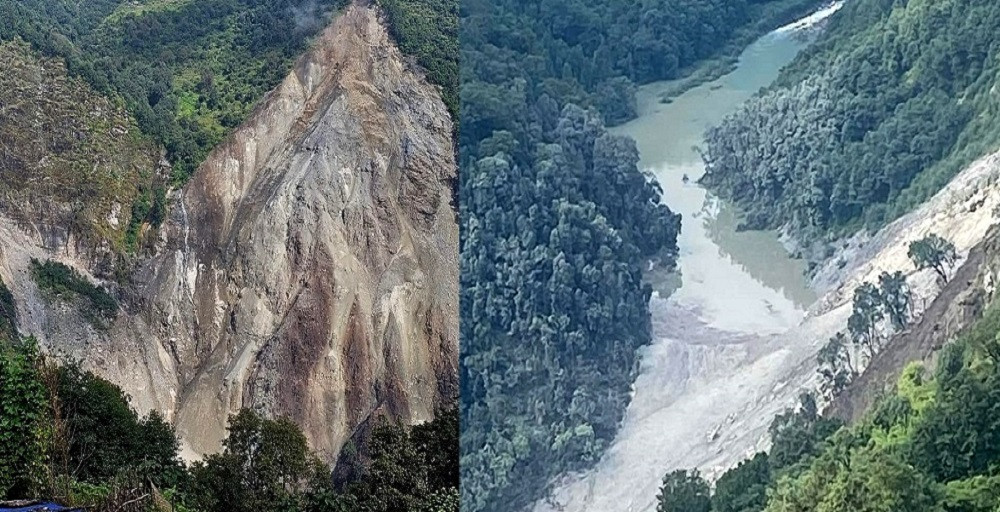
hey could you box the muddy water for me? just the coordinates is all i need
[615,18,826,331]
[534,5,842,512]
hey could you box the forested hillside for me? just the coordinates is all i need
[702,0,1000,251]
[0,0,349,181]
[461,0,824,138]
[656,298,1000,512]
[459,0,825,510]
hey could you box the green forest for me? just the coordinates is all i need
[0,0,350,182]
[701,0,1000,252]
[458,0,827,510]
[379,0,458,117]
[656,297,1000,512]
[0,329,459,511]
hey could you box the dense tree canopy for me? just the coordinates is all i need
[701,0,1000,251]
[656,470,712,512]
[460,104,680,512]
[461,0,823,146]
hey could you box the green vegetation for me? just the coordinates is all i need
[656,469,712,512]
[377,0,458,118]
[191,408,458,512]
[909,234,958,284]
[459,1,836,510]
[0,40,162,253]
[702,0,1000,250]
[0,0,349,183]
[0,337,182,508]
[460,0,823,139]
[0,278,16,340]
[652,0,838,105]
[460,104,680,511]
[656,297,1000,511]
[1,335,458,511]
[30,259,118,326]
[0,340,48,498]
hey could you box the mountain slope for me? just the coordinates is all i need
[0,3,457,461]
[0,40,163,257]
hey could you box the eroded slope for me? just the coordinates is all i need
[0,4,457,461]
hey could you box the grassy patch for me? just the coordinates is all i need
[30,259,118,327]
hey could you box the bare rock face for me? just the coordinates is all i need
[1,4,458,461]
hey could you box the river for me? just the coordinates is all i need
[533,4,843,512]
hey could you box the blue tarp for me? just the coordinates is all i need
[0,502,83,511]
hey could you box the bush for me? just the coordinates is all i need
[0,278,17,339]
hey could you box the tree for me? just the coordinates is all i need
[335,412,459,512]
[712,453,771,512]
[908,234,957,284]
[190,410,322,512]
[848,282,885,360]
[53,363,183,486]
[878,271,911,331]
[768,393,841,472]
[0,339,46,499]
[764,446,941,512]
[0,279,16,340]
[817,332,856,399]
[411,407,459,492]
[656,469,711,512]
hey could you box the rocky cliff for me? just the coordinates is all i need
[0,3,458,461]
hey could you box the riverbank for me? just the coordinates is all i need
[650,0,840,106]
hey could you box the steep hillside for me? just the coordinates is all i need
[0,2,457,463]
[701,0,1000,254]
[593,141,1000,512]
[656,272,1000,512]
[0,0,349,180]
[0,40,163,258]
[827,225,1000,423]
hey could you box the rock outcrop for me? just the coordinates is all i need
[0,3,458,461]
